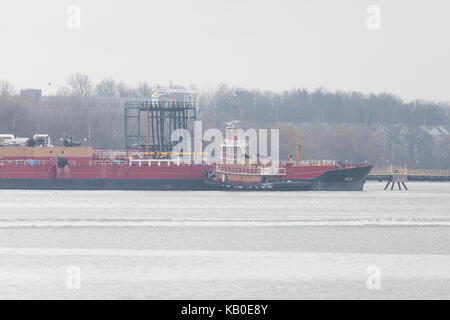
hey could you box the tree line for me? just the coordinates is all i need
[1,74,449,168]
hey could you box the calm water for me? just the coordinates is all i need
[0,181,449,299]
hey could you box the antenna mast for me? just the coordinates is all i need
[296,102,302,162]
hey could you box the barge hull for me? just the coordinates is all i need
[0,166,372,191]
[0,178,206,190]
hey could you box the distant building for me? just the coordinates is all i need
[20,89,42,104]
[319,122,334,134]
[420,125,450,146]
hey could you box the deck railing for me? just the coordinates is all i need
[93,149,127,160]
[370,167,450,177]
[406,169,450,177]
[217,164,286,176]
[0,160,54,166]
[296,160,337,166]
[91,160,128,166]
[266,160,338,167]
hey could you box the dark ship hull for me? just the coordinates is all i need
[0,178,206,190]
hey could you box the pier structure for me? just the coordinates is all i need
[368,167,450,182]
[368,165,450,189]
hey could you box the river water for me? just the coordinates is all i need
[0,181,449,299]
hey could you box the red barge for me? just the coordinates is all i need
[0,147,371,191]
[0,98,372,191]
[0,140,372,191]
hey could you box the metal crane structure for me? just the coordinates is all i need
[124,87,196,155]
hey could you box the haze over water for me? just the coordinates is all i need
[0,181,449,299]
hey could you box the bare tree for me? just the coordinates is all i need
[66,74,93,97]
[117,81,135,98]
[95,78,117,97]
[56,86,71,96]
[0,80,16,96]
[1,75,449,168]
[136,81,152,98]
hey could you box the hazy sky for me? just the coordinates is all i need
[1,0,449,102]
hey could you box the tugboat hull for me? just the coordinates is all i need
[205,165,373,191]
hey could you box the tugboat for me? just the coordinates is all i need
[205,121,373,191]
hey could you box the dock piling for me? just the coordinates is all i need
[376,165,409,190]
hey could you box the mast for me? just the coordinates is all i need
[232,92,240,121]
[296,101,302,162]
[13,107,16,137]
